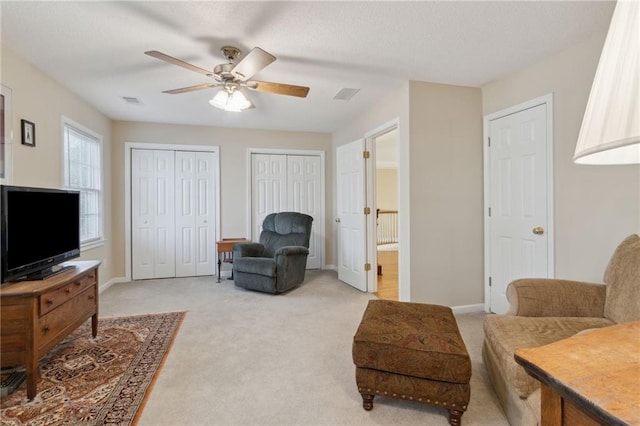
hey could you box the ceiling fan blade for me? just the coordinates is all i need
[249,81,310,98]
[145,50,212,76]
[162,83,218,94]
[231,47,276,81]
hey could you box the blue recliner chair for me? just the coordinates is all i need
[232,212,313,294]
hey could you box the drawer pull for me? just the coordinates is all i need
[88,295,95,300]
[46,298,54,305]
[75,281,82,286]
[43,325,50,333]
[65,288,71,294]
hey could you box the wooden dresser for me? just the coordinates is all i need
[0,260,100,399]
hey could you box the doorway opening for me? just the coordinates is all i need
[373,129,399,300]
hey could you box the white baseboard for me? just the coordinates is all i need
[99,276,127,294]
[324,264,337,271]
[451,303,486,314]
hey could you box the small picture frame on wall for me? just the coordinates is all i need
[21,119,35,147]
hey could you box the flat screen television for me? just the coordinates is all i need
[1,185,81,283]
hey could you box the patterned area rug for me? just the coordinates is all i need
[1,311,186,425]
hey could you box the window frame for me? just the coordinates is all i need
[62,116,104,251]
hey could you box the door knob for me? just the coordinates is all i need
[533,227,544,235]
[335,218,341,223]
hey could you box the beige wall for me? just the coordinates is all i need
[1,45,115,284]
[111,121,332,277]
[482,30,640,282]
[408,81,483,306]
[332,82,483,307]
[376,169,398,210]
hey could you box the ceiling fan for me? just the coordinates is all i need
[145,46,309,111]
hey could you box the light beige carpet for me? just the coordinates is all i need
[100,270,508,425]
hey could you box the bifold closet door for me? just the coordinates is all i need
[132,149,176,280]
[175,151,216,277]
[251,153,322,269]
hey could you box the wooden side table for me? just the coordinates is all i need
[216,238,248,283]
[515,321,640,425]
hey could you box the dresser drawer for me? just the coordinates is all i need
[39,271,97,316]
[37,286,97,352]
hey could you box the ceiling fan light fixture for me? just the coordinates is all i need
[209,86,251,112]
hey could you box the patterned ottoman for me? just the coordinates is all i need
[352,300,471,426]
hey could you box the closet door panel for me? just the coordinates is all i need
[153,150,176,278]
[195,152,215,275]
[287,155,321,269]
[175,152,196,277]
[131,149,175,279]
[132,149,155,280]
[252,154,287,240]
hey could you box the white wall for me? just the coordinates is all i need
[482,30,640,282]
[1,45,115,285]
[111,121,332,278]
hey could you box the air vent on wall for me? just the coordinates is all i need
[333,88,360,101]
[122,96,143,105]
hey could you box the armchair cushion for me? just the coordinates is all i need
[603,234,640,323]
[507,278,606,317]
[234,257,276,277]
[483,315,613,398]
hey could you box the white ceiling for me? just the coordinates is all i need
[0,1,614,133]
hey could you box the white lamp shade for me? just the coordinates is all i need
[209,87,252,112]
[574,0,640,165]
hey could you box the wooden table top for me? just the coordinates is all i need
[216,238,249,252]
[0,260,101,297]
[515,320,640,425]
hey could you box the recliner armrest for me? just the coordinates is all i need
[233,242,265,258]
[274,246,309,257]
[507,278,606,317]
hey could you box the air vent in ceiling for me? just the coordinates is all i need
[333,88,359,101]
[122,96,143,105]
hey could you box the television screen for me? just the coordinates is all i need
[1,185,80,282]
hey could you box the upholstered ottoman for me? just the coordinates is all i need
[352,300,471,425]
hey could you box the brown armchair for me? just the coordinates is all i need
[482,234,640,425]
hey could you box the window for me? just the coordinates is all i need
[63,120,102,247]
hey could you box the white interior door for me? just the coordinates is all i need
[488,103,551,313]
[337,139,367,291]
[132,149,175,280]
[287,155,321,269]
[175,151,216,277]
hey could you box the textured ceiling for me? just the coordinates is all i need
[0,1,614,133]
